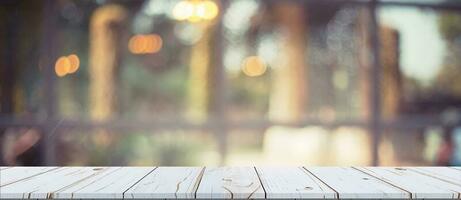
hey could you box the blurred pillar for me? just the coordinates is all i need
[89,4,127,161]
[269,2,308,122]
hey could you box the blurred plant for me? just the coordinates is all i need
[435,13,461,96]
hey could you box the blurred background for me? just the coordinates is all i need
[0,0,461,166]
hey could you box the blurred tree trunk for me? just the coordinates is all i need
[89,4,127,164]
[380,27,402,118]
[186,17,228,164]
[269,3,308,122]
[186,24,215,122]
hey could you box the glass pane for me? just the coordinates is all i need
[379,6,461,121]
[227,127,373,165]
[225,2,370,122]
[56,129,219,165]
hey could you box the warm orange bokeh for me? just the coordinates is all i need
[55,56,71,77]
[67,54,80,73]
[242,56,267,77]
[129,34,163,54]
[55,54,80,77]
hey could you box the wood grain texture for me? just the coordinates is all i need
[410,167,461,186]
[0,167,111,199]
[53,167,155,199]
[357,167,461,199]
[256,167,336,199]
[0,167,57,187]
[2,167,461,199]
[306,167,409,199]
[196,167,265,199]
[124,167,203,199]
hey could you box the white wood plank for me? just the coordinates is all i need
[357,167,461,199]
[124,167,203,199]
[0,167,113,199]
[196,167,265,199]
[0,167,57,187]
[256,167,336,199]
[0,167,13,172]
[52,167,154,199]
[306,167,409,199]
[410,167,461,186]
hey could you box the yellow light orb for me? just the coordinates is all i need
[55,56,71,77]
[172,1,194,21]
[67,54,80,73]
[188,1,202,23]
[242,56,267,77]
[196,0,219,20]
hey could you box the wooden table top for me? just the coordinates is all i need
[1,166,460,199]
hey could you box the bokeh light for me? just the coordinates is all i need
[54,54,80,77]
[172,0,219,22]
[195,0,219,20]
[241,56,267,77]
[67,54,80,73]
[55,56,71,77]
[129,35,146,54]
[172,1,194,21]
[128,34,163,54]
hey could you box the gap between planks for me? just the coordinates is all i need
[302,167,340,199]
[121,167,158,198]
[254,166,268,199]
